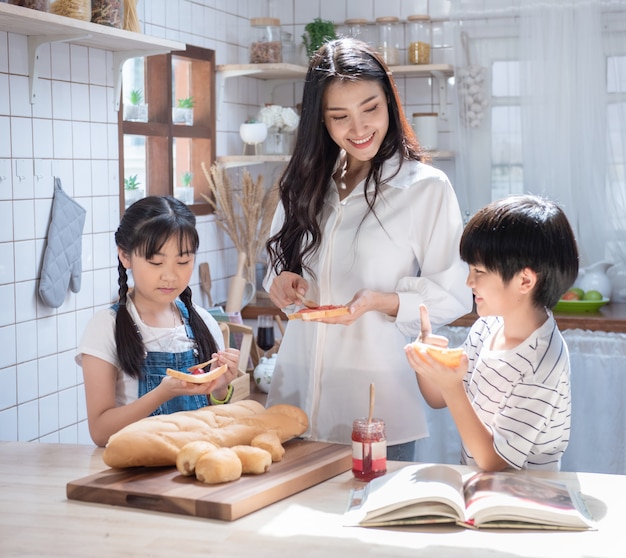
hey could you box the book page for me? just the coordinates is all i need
[344,464,467,526]
[463,472,594,529]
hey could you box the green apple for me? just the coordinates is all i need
[582,290,603,301]
[570,287,585,299]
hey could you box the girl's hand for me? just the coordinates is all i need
[269,271,309,309]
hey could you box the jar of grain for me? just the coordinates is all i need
[91,0,124,29]
[49,0,91,21]
[375,16,400,66]
[407,15,432,65]
[249,17,282,64]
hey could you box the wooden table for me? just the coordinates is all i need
[0,441,623,557]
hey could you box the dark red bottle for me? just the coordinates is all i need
[351,418,387,481]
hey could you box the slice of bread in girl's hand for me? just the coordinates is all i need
[409,341,464,368]
[166,364,228,384]
[287,305,350,321]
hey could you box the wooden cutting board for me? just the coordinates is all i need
[66,439,352,521]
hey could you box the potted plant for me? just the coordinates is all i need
[123,89,148,122]
[173,97,195,125]
[239,118,268,155]
[302,18,337,58]
[124,174,144,207]
[175,171,194,204]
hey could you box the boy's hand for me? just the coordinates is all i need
[418,303,450,347]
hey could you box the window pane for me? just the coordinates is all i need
[492,60,519,97]
[123,135,146,208]
[607,56,626,93]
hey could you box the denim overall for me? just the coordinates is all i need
[112,300,208,415]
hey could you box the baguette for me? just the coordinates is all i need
[409,341,464,368]
[102,401,308,469]
[287,305,349,321]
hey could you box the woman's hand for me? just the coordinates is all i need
[307,289,399,325]
[269,271,309,309]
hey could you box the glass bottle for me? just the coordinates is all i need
[352,418,387,481]
[375,16,400,66]
[249,17,282,64]
[407,14,432,65]
[345,18,373,46]
[281,31,296,65]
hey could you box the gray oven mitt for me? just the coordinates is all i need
[38,177,87,308]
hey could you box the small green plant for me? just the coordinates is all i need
[181,172,192,187]
[302,18,337,57]
[124,175,140,190]
[129,89,143,105]
[177,97,195,109]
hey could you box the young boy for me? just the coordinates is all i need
[406,195,579,472]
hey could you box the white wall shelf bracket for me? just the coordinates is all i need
[28,33,91,104]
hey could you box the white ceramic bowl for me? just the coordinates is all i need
[239,122,268,145]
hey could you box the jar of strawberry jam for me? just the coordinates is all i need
[351,418,387,481]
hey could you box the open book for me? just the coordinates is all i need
[345,464,595,530]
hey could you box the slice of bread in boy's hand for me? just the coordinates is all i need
[409,341,464,368]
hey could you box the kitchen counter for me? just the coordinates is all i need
[0,441,623,557]
[243,298,626,333]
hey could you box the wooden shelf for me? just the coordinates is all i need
[216,155,291,168]
[0,2,184,107]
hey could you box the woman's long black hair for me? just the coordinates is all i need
[266,37,426,278]
[114,196,218,379]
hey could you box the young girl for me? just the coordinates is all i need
[77,196,240,447]
[406,195,579,471]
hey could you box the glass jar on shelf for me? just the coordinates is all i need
[9,0,49,10]
[375,16,401,66]
[249,17,282,64]
[91,0,124,29]
[407,14,432,65]
[345,18,373,46]
[48,0,91,21]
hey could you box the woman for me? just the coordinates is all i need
[264,38,472,460]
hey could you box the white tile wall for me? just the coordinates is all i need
[0,0,460,445]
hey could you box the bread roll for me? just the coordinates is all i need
[195,447,243,484]
[250,432,285,462]
[231,445,272,474]
[176,441,217,476]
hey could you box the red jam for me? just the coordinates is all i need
[351,418,387,481]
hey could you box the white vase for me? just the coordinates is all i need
[575,261,612,299]
[124,188,145,208]
[253,354,277,393]
[174,186,194,205]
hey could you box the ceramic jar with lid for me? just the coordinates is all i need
[249,17,282,64]
[412,112,439,150]
[407,14,432,64]
[375,16,400,66]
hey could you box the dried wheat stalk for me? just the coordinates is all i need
[201,162,279,282]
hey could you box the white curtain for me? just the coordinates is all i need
[450,0,626,269]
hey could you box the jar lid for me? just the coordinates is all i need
[345,18,369,25]
[250,17,281,27]
[407,14,431,22]
[375,16,400,24]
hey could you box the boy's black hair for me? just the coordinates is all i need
[460,195,579,309]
